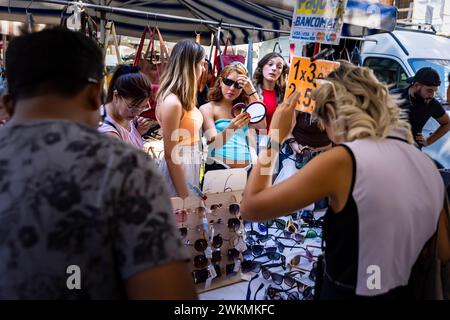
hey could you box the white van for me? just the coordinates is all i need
[361,29,450,103]
[361,29,450,168]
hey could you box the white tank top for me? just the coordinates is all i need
[341,128,444,295]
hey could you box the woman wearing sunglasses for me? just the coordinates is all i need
[242,61,446,299]
[156,39,206,198]
[199,64,265,172]
[99,65,153,149]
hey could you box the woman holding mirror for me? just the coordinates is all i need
[199,63,266,173]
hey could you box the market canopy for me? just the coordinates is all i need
[0,0,398,44]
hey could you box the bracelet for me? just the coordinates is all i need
[267,137,280,150]
[286,138,296,144]
[247,91,257,96]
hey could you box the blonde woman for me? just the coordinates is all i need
[156,40,205,198]
[242,61,445,299]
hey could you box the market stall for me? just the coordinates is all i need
[0,0,403,301]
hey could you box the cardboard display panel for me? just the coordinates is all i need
[172,191,246,293]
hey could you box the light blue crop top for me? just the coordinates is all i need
[209,119,250,161]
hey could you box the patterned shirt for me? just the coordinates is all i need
[0,120,189,299]
[98,115,144,150]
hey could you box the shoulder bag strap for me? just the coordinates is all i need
[133,26,153,66]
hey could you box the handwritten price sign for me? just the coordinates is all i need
[285,57,339,113]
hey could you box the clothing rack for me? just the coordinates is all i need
[33,0,291,35]
[30,0,372,43]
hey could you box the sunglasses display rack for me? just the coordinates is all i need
[171,191,247,293]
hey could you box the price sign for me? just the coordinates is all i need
[285,56,339,113]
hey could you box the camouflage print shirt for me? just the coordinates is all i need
[0,120,189,299]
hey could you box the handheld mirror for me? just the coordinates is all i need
[231,101,267,124]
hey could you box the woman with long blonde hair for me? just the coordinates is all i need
[156,39,205,198]
[242,61,445,299]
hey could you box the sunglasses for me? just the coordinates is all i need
[179,221,212,238]
[261,266,297,286]
[222,77,243,89]
[186,238,208,252]
[262,268,309,290]
[191,206,207,217]
[214,217,241,232]
[194,254,209,268]
[295,147,320,169]
[300,211,324,228]
[285,286,315,300]
[281,229,305,242]
[227,248,241,261]
[228,218,241,232]
[283,270,308,287]
[241,259,285,274]
[289,244,321,264]
[207,203,238,216]
[226,263,238,276]
[241,251,286,273]
[210,203,222,215]
[242,245,277,257]
[179,227,188,238]
[275,239,306,253]
[192,264,222,284]
[265,285,295,300]
[289,262,318,283]
[258,219,286,233]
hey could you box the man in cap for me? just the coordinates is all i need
[393,67,449,148]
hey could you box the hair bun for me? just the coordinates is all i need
[119,65,141,76]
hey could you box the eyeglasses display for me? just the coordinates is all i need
[172,193,246,293]
[172,191,325,298]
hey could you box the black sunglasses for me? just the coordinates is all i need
[222,77,243,89]
[241,260,285,274]
[265,285,295,300]
[186,238,208,252]
[241,252,286,273]
[242,245,277,257]
[192,265,222,284]
[275,239,306,253]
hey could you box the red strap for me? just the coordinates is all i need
[210,45,219,88]
[133,26,153,66]
[223,38,236,55]
[154,27,169,60]
[313,43,321,56]
[290,43,295,63]
[145,28,156,61]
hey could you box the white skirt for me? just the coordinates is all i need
[158,145,202,198]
